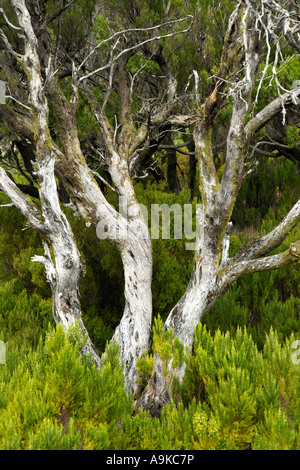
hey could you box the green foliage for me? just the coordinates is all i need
[67,209,125,351]
[284,125,300,148]
[27,417,81,451]
[137,315,184,403]
[0,322,134,450]
[233,156,300,229]
[182,324,300,450]
[1,0,300,452]
[0,190,50,299]
[49,0,98,51]
[152,315,184,372]
[199,155,300,348]
[253,409,299,450]
[0,278,53,350]
[135,321,300,450]
[0,317,299,450]
[253,55,300,111]
[0,189,124,353]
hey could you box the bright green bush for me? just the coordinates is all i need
[0,323,134,450]
[0,189,124,352]
[182,324,300,449]
[0,318,299,450]
[135,320,299,450]
[0,279,53,349]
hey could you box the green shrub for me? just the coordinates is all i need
[0,319,299,450]
[0,322,134,450]
[182,324,300,449]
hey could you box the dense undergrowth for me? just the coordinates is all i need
[0,321,298,450]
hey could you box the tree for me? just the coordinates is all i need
[0,0,300,412]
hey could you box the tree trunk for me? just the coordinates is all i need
[112,221,153,396]
[10,0,100,366]
[41,73,153,396]
[138,215,223,415]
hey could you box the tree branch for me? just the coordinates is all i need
[78,16,193,73]
[0,27,22,57]
[158,142,197,156]
[219,240,300,288]
[35,0,78,37]
[0,166,46,234]
[225,199,300,266]
[245,86,300,139]
[78,16,192,83]
[0,8,21,30]
[31,240,56,285]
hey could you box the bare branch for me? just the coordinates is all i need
[220,240,300,287]
[89,169,117,193]
[245,85,300,139]
[35,0,78,37]
[101,41,119,112]
[31,240,56,285]
[4,94,31,110]
[0,7,21,30]
[0,28,22,57]
[129,50,157,99]
[245,0,300,119]
[167,114,197,127]
[79,16,193,83]
[0,166,46,234]
[219,221,233,269]
[226,199,300,267]
[158,143,196,156]
[193,70,200,107]
[78,15,193,72]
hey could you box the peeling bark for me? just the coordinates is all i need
[7,0,100,366]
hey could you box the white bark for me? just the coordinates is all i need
[102,155,153,396]
[9,0,100,366]
[47,87,153,395]
[77,82,154,396]
[164,1,300,357]
[112,220,152,396]
[0,167,46,234]
[226,199,300,267]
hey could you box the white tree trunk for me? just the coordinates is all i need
[112,220,152,396]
